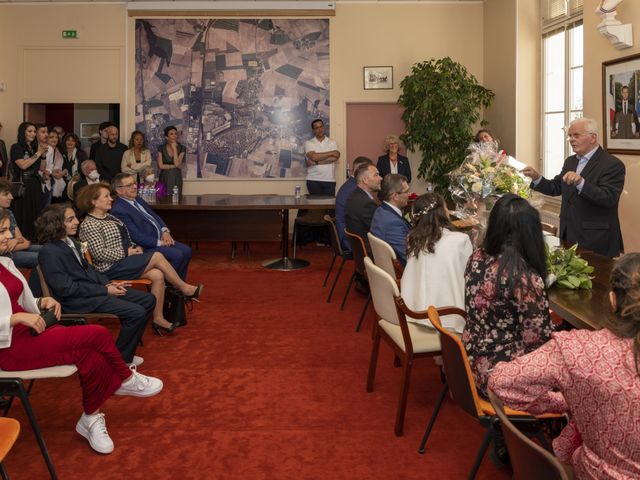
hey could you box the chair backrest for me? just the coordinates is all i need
[488,391,571,480]
[35,265,52,297]
[541,222,558,237]
[364,257,401,326]
[367,232,398,281]
[323,215,344,257]
[84,250,94,264]
[426,306,485,419]
[345,229,368,276]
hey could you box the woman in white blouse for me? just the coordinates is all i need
[400,193,472,333]
[121,131,152,183]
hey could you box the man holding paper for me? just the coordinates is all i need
[523,117,625,258]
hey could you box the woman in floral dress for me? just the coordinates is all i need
[462,193,555,397]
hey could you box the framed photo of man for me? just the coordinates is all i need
[602,53,640,154]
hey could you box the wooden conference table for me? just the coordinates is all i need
[547,250,613,331]
[150,194,335,271]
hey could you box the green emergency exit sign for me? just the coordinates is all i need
[62,30,77,39]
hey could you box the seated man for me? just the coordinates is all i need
[69,159,102,201]
[335,156,372,252]
[36,204,154,366]
[370,174,411,266]
[110,173,192,280]
[345,163,382,249]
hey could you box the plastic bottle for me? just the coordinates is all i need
[172,185,179,203]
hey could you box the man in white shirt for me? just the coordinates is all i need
[612,86,640,139]
[304,119,340,196]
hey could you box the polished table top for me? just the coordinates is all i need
[151,194,336,211]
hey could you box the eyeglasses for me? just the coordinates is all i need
[117,183,137,189]
[396,188,411,195]
[566,132,594,140]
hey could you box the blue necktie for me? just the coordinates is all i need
[134,201,162,239]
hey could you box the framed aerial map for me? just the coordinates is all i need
[135,18,330,179]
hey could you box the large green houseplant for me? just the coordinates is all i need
[398,57,495,194]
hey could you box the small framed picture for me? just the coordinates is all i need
[363,66,393,90]
[80,123,100,139]
[602,53,640,154]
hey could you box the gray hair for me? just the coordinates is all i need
[80,159,96,175]
[570,117,598,135]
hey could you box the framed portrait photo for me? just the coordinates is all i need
[80,122,100,139]
[602,53,640,154]
[364,66,393,90]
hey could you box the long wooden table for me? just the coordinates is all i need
[547,251,613,330]
[150,194,335,270]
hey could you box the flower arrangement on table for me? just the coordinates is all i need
[545,243,594,290]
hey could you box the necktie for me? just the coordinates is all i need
[134,201,162,239]
[624,101,627,115]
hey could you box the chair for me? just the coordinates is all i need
[0,365,78,480]
[541,222,558,236]
[0,417,19,480]
[364,257,441,436]
[488,391,572,480]
[343,229,371,332]
[323,215,352,301]
[83,251,152,289]
[292,209,329,259]
[367,232,403,282]
[415,306,560,479]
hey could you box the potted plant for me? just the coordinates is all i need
[398,57,495,194]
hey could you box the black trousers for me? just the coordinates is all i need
[306,180,336,196]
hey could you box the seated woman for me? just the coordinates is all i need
[76,183,202,335]
[489,253,640,480]
[37,204,155,365]
[463,193,555,397]
[400,193,472,334]
[138,166,166,198]
[376,134,411,183]
[0,207,162,455]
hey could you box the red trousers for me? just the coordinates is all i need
[0,324,131,414]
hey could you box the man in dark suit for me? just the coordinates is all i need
[345,163,382,248]
[335,156,372,252]
[612,86,640,139]
[38,205,154,365]
[524,117,625,258]
[111,173,192,280]
[370,174,411,266]
[94,126,127,182]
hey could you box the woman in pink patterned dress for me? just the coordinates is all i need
[489,253,640,479]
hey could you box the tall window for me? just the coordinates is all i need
[541,0,583,178]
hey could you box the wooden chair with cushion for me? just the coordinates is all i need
[343,229,371,332]
[364,257,441,436]
[323,215,352,300]
[367,232,403,282]
[488,391,573,480]
[414,306,561,479]
[83,251,152,289]
[0,417,19,480]
[0,365,77,479]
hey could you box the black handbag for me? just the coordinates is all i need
[163,286,188,326]
[10,181,25,199]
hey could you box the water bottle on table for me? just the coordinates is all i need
[172,186,179,203]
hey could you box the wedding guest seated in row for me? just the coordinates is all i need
[400,193,472,333]
[489,252,640,480]
[139,167,166,198]
[335,156,372,252]
[111,173,192,280]
[69,159,102,200]
[76,183,202,335]
[376,135,411,183]
[121,131,152,184]
[37,204,154,365]
[0,207,163,455]
[345,162,382,249]
[463,193,555,397]
[370,173,411,266]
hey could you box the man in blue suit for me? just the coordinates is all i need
[370,174,411,266]
[111,173,192,280]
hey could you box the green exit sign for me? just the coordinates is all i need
[62,30,77,39]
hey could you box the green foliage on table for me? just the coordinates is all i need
[545,243,594,290]
[397,57,495,195]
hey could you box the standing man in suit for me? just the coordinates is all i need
[111,173,192,280]
[345,163,382,247]
[376,135,412,183]
[0,122,8,178]
[523,117,625,258]
[612,86,640,139]
[36,204,154,366]
[304,119,340,196]
[370,174,411,266]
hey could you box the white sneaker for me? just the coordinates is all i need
[115,365,163,398]
[76,412,114,454]
[127,355,144,367]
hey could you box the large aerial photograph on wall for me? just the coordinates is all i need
[135,18,330,179]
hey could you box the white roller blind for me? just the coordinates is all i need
[542,0,583,30]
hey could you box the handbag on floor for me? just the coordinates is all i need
[163,286,187,326]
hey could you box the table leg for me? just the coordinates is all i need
[262,208,310,270]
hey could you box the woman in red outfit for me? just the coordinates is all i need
[0,207,163,454]
[489,253,640,479]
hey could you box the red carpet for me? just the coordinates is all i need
[4,242,511,479]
